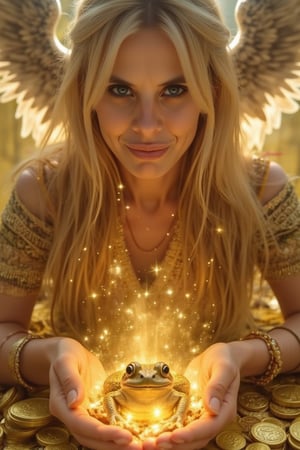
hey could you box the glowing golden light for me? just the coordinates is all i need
[152,264,161,275]
[153,408,162,419]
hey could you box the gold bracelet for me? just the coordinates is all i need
[242,330,283,385]
[271,326,300,345]
[8,334,41,391]
[271,326,300,372]
[0,330,27,352]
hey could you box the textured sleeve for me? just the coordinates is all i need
[0,189,53,296]
[256,182,300,279]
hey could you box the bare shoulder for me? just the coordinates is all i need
[259,161,288,205]
[15,166,52,222]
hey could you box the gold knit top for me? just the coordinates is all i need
[0,160,299,371]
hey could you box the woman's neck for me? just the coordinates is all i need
[119,169,180,214]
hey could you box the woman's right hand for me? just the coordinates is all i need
[48,337,142,450]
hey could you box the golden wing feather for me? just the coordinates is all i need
[230,0,300,150]
[0,0,68,144]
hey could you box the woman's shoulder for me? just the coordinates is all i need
[251,158,288,205]
[15,159,58,224]
[259,161,288,205]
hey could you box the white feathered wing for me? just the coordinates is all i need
[230,0,300,150]
[0,0,300,150]
[0,0,68,144]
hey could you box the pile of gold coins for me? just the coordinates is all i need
[0,385,80,449]
[1,374,299,449]
[207,375,300,450]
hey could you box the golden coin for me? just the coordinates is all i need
[239,391,269,412]
[245,443,271,450]
[238,405,269,420]
[260,417,285,428]
[36,425,70,446]
[44,444,79,450]
[2,420,37,440]
[272,385,300,408]
[290,421,300,444]
[288,434,300,450]
[250,422,287,447]
[238,415,260,432]
[215,430,246,450]
[0,386,25,412]
[9,397,52,428]
[3,444,36,449]
[269,401,300,419]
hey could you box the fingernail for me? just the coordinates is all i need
[209,396,221,414]
[172,438,185,444]
[67,389,77,406]
[115,438,130,445]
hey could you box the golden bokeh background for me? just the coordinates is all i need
[0,0,299,210]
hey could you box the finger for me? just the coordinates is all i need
[49,367,133,446]
[51,353,85,407]
[203,363,239,415]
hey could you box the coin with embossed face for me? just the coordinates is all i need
[250,422,287,447]
[260,417,285,428]
[44,444,79,450]
[215,430,247,450]
[272,385,300,408]
[36,426,70,446]
[239,391,269,412]
[0,386,25,412]
[245,443,271,450]
[238,415,260,432]
[269,401,300,419]
[8,397,52,428]
[288,434,300,450]
[290,421,300,443]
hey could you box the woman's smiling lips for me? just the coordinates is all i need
[125,143,170,159]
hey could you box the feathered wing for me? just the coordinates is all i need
[0,0,68,144]
[230,0,300,150]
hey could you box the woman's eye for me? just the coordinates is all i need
[163,85,187,97]
[109,85,132,97]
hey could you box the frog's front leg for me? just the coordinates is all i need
[103,390,125,426]
[103,391,141,435]
[163,392,189,430]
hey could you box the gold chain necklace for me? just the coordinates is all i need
[125,213,176,253]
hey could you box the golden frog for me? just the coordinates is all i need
[103,361,190,433]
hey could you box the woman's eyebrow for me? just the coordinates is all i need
[108,75,187,86]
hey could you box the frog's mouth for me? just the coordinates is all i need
[123,379,173,388]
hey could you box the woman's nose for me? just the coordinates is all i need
[131,98,163,135]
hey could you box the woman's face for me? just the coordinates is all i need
[95,28,201,180]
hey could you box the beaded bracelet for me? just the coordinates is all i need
[8,334,41,391]
[242,330,283,385]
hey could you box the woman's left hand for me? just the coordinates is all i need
[143,342,240,450]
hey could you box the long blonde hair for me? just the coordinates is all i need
[38,0,266,343]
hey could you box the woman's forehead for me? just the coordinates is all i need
[110,28,185,85]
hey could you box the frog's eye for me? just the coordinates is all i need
[161,364,170,376]
[126,363,136,375]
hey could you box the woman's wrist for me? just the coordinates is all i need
[228,338,271,379]
[20,335,68,386]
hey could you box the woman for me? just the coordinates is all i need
[0,0,299,449]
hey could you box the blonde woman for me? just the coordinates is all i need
[0,0,299,449]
